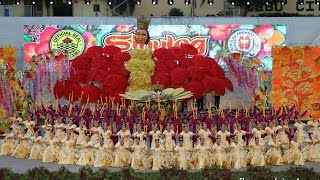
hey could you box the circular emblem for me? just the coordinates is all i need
[227,30,261,57]
[50,29,85,60]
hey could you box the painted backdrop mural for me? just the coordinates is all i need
[24,24,286,71]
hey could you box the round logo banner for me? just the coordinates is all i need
[50,29,85,60]
[227,30,261,57]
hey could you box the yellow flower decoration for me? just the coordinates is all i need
[125,49,155,91]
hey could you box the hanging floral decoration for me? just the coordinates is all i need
[23,49,70,106]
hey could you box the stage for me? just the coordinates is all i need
[1,155,320,173]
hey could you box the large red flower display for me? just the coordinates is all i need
[54,44,233,103]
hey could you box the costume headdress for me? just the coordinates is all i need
[137,16,150,30]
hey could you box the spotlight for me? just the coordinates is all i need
[152,0,158,5]
[50,0,53,4]
[66,0,71,5]
[264,0,271,5]
[297,0,304,5]
[281,0,287,5]
[14,0,20,5]
[136,0,141,5]
[315,0,320,5]
[231,0,235,6]
[32,0,36,4]
[246,0,252,5]
[108,0,112,5]
[168,0,173,5]
[185,0,190,5]
[85,0,90,4]
[208,0,213,5]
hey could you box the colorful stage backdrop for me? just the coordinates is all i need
[271,46,320,119]
[24,24,286,71]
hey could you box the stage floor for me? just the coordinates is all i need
[1,155,320,173]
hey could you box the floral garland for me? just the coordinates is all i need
[23,49,70,105]
[219,50,271,105]
[0,47,16,116]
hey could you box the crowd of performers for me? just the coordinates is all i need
[0,102,319,170]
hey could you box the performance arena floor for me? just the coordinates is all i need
[1,156,320,173]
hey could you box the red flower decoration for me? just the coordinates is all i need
[64,81,82,101]
[180,43,198,55]
[69,70,88,84]
[71,56,91,71]
[82,85,101,103]
[85,46,103,58]
[112,52,131,65]
[152,72,171,88]
[53,81,66,99]
[103,74,128,91]
[183,81,204,99]
[170,67,189,85]
[152,48,174,62]
[102,45,121,56]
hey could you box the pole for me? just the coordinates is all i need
[126,0,130,16]
[191,0,195,17]
[224,0,226,17]
[95,0,98,16]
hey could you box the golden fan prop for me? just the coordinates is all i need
[120,88,193,102]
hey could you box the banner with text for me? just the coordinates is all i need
[24,24,286,70]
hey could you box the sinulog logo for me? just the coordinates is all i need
[227,29,262,57]
[50,29,85,60]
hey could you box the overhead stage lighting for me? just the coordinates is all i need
[152,0,158,5]
[85,0,90,5]
[108,0,112,5]
[32,0,36,4]
[168,0,173,5]
[231,0,235,6]
[49,0,53,4]
[208,0,213,5]
[136,0,141,5]
[185,0,190,5]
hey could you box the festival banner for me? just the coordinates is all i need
[24,24,286,71]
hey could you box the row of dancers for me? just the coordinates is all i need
[1,114,320,170]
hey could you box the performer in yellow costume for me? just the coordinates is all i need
[162,125,175,151]
[125,16,155,91]
[233,124,247,146]
[42,132,58,163]
[265,135,283,165]
[0,130,16,156]
[58,133,76,165]
[29,131,43,160]
[76,135,95,166]
[113,138,131,167]
[195,138,210,169]
[76,121,87,146]
[13,129,31,159]
[175,138,194,170]
[229,136,247,169]
[247,137,266,167]
[283,135,304,165]
[101,125,114,149]
[23,117,35,137]
[212,136,229,168]
[198,123,213,147]
[130,137,150,170]
[150,139,164,170]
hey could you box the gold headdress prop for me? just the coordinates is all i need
[137,16,150,30]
